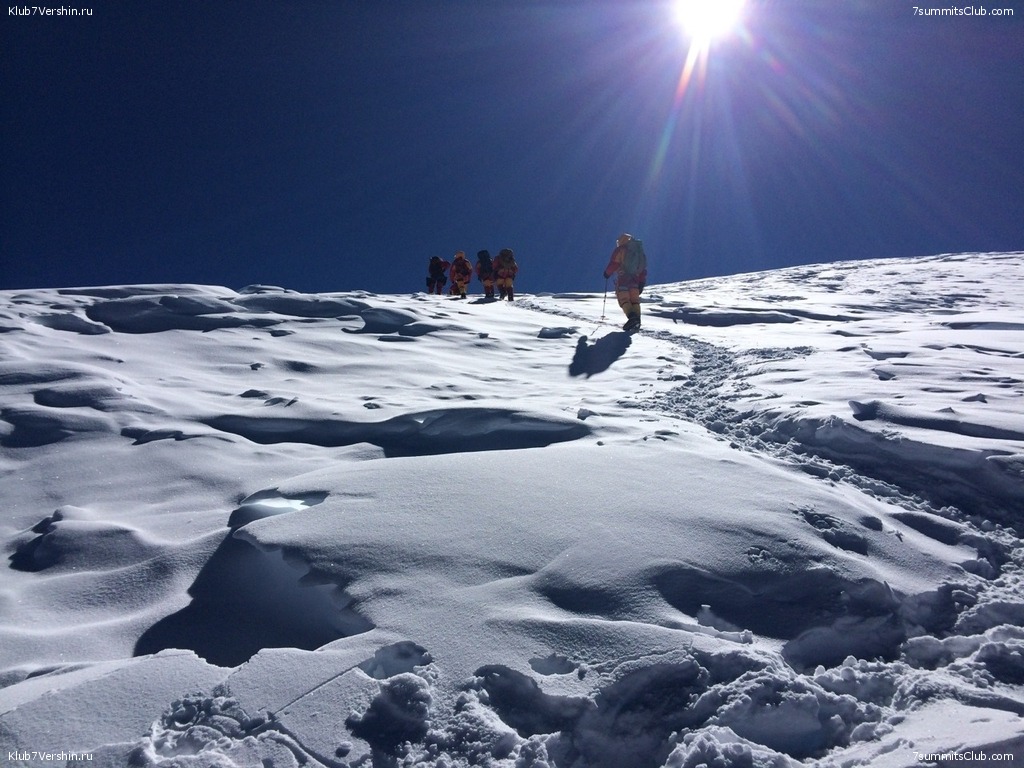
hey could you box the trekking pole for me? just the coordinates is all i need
[590,277,609,337]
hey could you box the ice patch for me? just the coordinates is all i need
[227,489,328,529]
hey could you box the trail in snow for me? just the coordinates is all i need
[523,288,1023,528]
[639,332,940,515]
[521,300,907,505]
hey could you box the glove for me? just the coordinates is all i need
[638,283,645,293]
[603,271,611,280]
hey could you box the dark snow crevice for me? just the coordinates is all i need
[134,513,372,667]
[203,407,590,457]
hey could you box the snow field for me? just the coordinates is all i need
[0,252,1022,766]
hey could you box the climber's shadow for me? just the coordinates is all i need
[568,333,632,378]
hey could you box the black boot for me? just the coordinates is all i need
[507,288,514,301]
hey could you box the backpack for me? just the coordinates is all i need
[622,239,646,277]
[428,257,447,279]
[496,249,517,276]
[452,257,472,279]
[477,250,493,278]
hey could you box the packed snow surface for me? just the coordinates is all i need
[1,252,1023,767]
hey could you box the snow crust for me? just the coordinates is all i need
[1,252,1023,766]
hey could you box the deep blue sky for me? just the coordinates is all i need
[3,1,1022,294]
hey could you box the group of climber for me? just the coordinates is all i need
[426,249,519,301]
[425,234,648,332]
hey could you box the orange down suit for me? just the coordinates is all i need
[603,244,647,322]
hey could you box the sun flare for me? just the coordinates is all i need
[672,0,745,49]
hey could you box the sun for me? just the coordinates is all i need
[672,0,746,49]
[650,0,750,187]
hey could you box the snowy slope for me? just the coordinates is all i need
[1,252,1022,767]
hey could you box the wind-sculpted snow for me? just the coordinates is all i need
[2,253,1024,767]
[233,291,370,318]
[849,399,1024,442]
[204,407,590,456]
[85,293,278,334]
